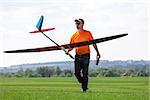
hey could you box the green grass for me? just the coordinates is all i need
[0,77,149,100]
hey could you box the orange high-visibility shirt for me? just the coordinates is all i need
[70,30,94,55]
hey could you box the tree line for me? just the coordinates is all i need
[0,66,149,78]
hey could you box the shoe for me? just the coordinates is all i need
[81,88,88,92]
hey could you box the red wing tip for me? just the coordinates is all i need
[29,28,55,33]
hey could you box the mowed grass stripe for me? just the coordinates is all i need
[0,77,149,100]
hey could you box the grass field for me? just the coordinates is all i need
[0,77,149,100]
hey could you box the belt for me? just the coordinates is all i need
[76,53,90,57]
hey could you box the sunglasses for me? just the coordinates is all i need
[75,22,81,25]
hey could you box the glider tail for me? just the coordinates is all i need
[36,16,44,30]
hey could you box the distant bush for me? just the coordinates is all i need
[0,66,149,78]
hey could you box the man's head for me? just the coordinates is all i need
[74,18,84,30]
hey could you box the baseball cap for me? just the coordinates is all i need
[74,18,84,24]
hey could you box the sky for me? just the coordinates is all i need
[0,0,149,67]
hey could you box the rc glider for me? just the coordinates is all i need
[4,16,128,65]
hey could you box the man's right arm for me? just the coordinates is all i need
[66,36,74,54]
[68,48,73,52]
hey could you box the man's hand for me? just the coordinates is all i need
[96,53,101,59]
[66,48,73,55]
[60,46,74,59]
[96,53,101,65]
[93,43,100,65]
[65,50,69,55]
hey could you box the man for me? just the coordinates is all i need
[67,18,100,92]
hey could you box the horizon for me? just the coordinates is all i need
[1,59,149,68]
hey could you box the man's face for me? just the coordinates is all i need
[75,21,83,29]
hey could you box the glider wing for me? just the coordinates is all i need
[4,33,128,53]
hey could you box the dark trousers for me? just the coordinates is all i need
[74,53,90,90]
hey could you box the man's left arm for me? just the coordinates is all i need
[93,44,101,59]
[89,31,101,61]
